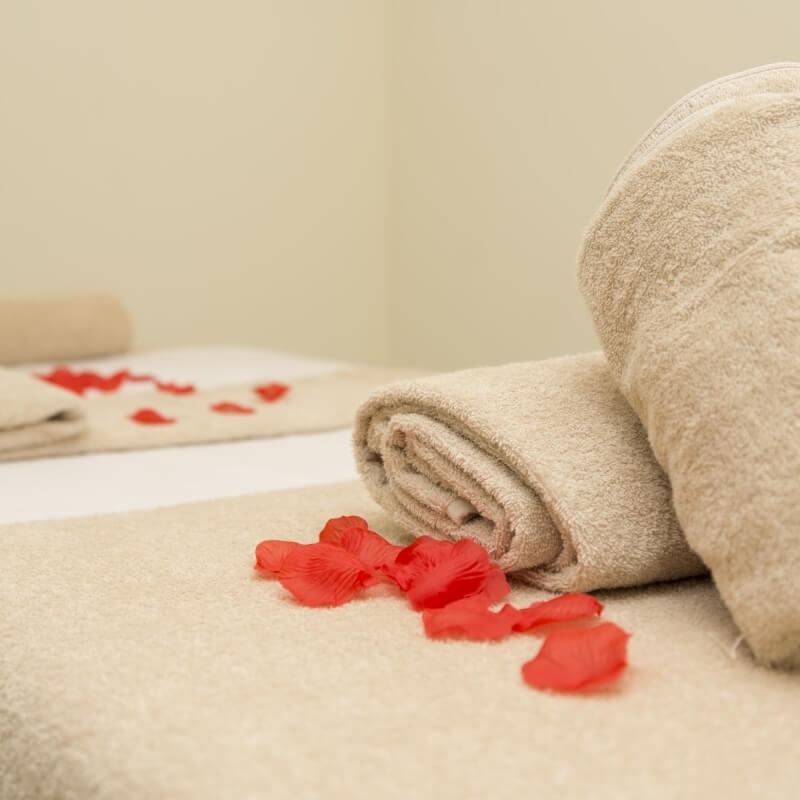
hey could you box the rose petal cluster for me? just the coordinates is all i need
[36,367,292,425]
[37,366,196,396]
[255,516,630,692]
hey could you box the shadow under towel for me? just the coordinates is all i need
[579,65,800,668]
[354,352,704,593]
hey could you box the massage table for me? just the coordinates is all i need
[1,347,798,799]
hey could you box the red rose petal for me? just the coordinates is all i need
[423,596,516,641]
[129,408,176,425]
[510,593,604,632]
[383,536,455,591]
[254,540,301,575]
[155,380,196,395]
[387,536,511,610]
[482,566,512,604]
[123,371,155,383]
[521,622,630,691]
[318,515,369,544]
[37,366,128,395]
[255,382,290,402]
[211,401,255,415]
[36,366,196,397]
[278,542,377,607]
[91,369,128,392]
[338,527,404,573]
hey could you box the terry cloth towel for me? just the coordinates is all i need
[0,367,419,462]
[579,64,800,668]
[1,481,799,800]
[0,368,86,454]
[0,292,132,365]
[354,352,704,592]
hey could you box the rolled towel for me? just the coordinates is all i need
[0,292,132,365]
[0,368,87,454]
[354,353,704,592]
[579,64,800,668]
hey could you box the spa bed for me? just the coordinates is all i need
[1,346,799,799]
[0,346,359,524]
[5,61,800,798]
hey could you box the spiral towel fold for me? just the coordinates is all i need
[0,292,132,365]
[354,353,704,592]
[0,369,87,453]
[579,65,800,668]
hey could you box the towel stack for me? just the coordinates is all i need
[355,63,800,670]
[0,291,132,455]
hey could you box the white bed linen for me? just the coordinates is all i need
[0,347,359,525]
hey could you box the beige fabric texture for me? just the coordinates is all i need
[607,62,800,192]
[354,353,704,592]
[0,367,87,454]
[579,76,800,668]
[0,367,414,462]
[0,292,132,365]
[1,481,798,800]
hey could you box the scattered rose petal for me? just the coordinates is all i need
[155,381,196,395]
[36,366,195,397]
[509,593,604,632]
[129,408,176,425]
[482,565,512,604]
[386,536,511,610]
[37,366,129,395]
[337,527,404,575]
[252,517,630,693]
[383,536,455,591]
[423,596,517,641]
[423,593,604,642]
[255,382,290,402]
[521,622,630,691]
[255,540,302,575]
[318,516,370,544]
[211,401,255,415]
[278,542,378,606]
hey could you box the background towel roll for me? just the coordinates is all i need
[0,292,132,365]
[354,353,704,593]
[580,74,800,668]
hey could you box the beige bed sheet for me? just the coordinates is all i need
[1,481,798,800]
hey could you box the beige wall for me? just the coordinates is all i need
[0,1,389,363]
[3,2,799,369]
[387,0,800,369]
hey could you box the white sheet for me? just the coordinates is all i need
[0,347,360,525]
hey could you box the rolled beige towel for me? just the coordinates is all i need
[579,64,800,668]
[0,292,132,365]
[354,353,704,592]
[0,368,87,455]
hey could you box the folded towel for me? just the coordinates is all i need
[579,65,800,668]
[0,368,86,454]
[354,353,704,592]
[0,292,132,365]
[1,367,420,462]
